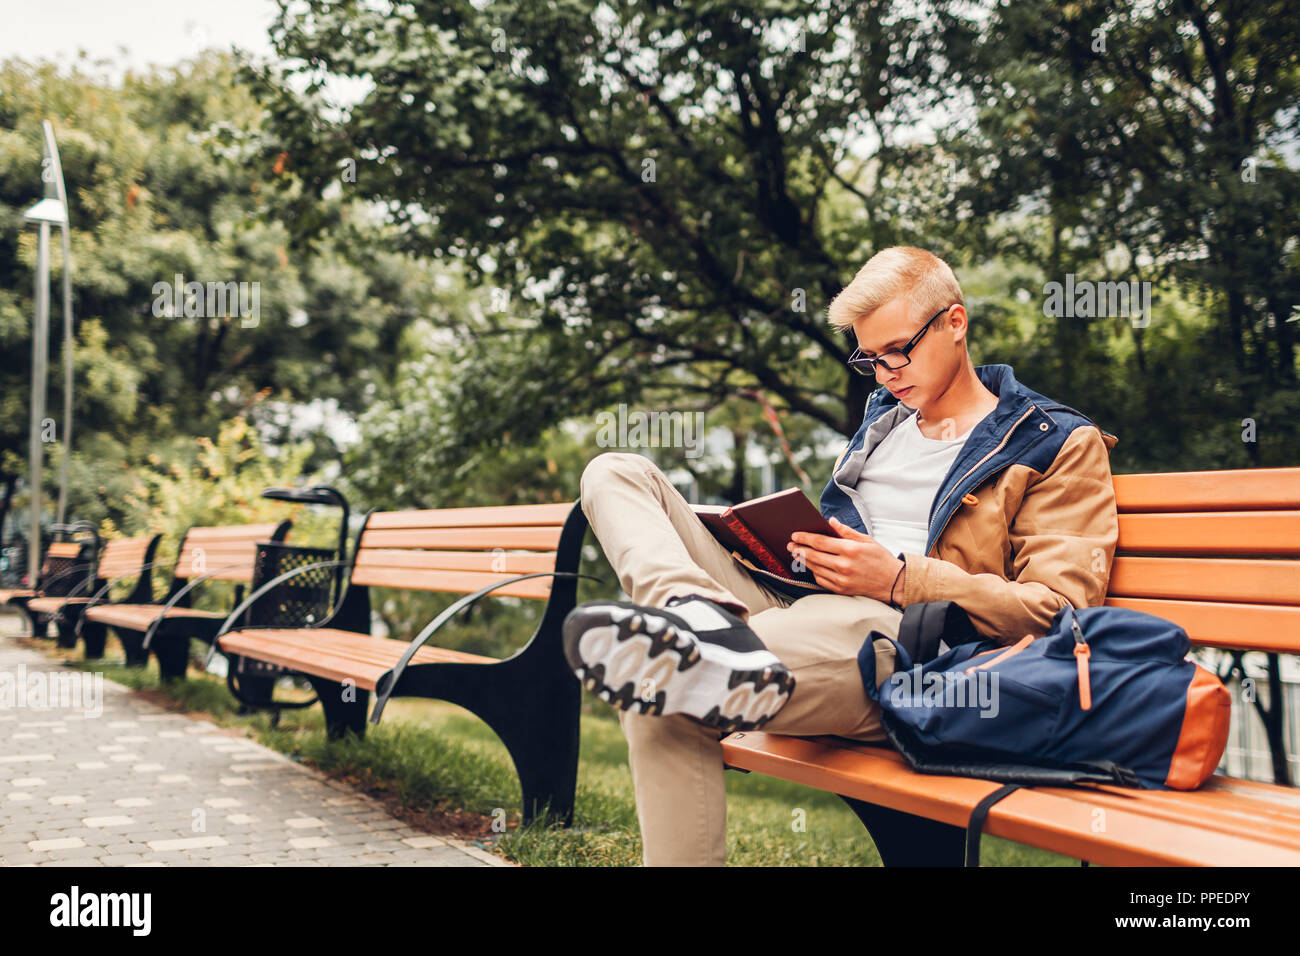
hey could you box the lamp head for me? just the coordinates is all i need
[23,197,68,226]
[261,486,346,507]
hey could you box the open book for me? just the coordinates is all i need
[692,487,842,597]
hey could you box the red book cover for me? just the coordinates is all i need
[694,488,841,585]
[719,513,787,575]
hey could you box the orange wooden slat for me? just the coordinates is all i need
[1102,596,1300,653]
[174,567,257,584]
[260,634,433,668]
[219,628,495,690]
[85,604,223,631]
[1109,556,1300,606]
[199,570,255,583]
[98,535,151,560]
[182,523,286,542]
[97,536,154,578]
[101,536,152,555]
[349,566,553,600]
[354,549,555,575]
[358,526,565,552]
[175,550,258,565]
[0,590,36,603]
[250,629,496,668]
[1042,777,1300,839]
[1117,511,1300,556]
[1114,468,1300,513]
[27,597,91,614]
[99,549,147,568]
[176,542,263,555]
[363,503,573,530]
[225,642,390,688]
[719,733,1300,866]
[175,542,260,582]
[173,560,257,575]
[176,541,261,555]
[96,562,147,579]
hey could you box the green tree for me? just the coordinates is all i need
[936,0,1300,465]
[246,0,972,464]
[0,53,430,533]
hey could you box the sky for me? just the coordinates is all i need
[0,0,279,76]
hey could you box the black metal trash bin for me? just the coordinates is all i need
[227,542,339,716]
[246,542,338,628]
[43,543,95,597]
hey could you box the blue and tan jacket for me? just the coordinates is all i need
[819,363,1120,644]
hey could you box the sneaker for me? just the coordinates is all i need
[561,593,795,732]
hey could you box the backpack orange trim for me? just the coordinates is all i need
[1074,642,1092,710]
[965,634,1035,673]
[1165,665,1233,789]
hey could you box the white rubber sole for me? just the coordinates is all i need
[562,602,795,732]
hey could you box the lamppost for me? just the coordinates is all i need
[21,120,73,585]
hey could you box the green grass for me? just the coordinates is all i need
[40,632,1076,867]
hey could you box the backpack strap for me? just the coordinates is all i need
[965,783,1025,867]
[896,600,983,665]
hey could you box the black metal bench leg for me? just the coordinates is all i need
[153,636,190,681]
[55,618,79,649]
[232,673,279,714]
[308,676,370,739]
[24,608,47,639]
[838,795,967,866]
[491,670,580,827]
[1263,655,1292,787]
[390,656,581,827]
[113,627,149,667]
[82,621,108,659]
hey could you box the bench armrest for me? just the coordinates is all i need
[142,562,269,649]
[207,560,354,665]
[369,570,604,724]
[74,560,176,638]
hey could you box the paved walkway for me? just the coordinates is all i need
[0,632,512,866]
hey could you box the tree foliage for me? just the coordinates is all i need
[0,53,431,532]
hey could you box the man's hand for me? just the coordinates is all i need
[788,517,904,603]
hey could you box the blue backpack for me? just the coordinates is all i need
[857,602,1232,792]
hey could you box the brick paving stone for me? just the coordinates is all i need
[402,835,448,848]
[28,837,84,851]
[0,636,514,867]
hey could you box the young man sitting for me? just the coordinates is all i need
[564,246,1120,866]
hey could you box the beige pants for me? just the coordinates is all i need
[579,452,904,866]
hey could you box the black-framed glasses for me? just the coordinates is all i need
[846,305,954,377]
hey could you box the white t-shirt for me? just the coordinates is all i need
[853,411,982,557]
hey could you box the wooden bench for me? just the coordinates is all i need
[1,537,95,637]
[80,521,290,679]
[720,466,1300,866]
[214,500,596,825]
[27,532,161,654]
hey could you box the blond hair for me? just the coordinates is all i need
[826,246,964,333]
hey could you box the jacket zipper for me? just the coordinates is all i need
[730,552,825,591]
[925,404,1039,556]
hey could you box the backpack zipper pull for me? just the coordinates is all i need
[1071,615,1092,710]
